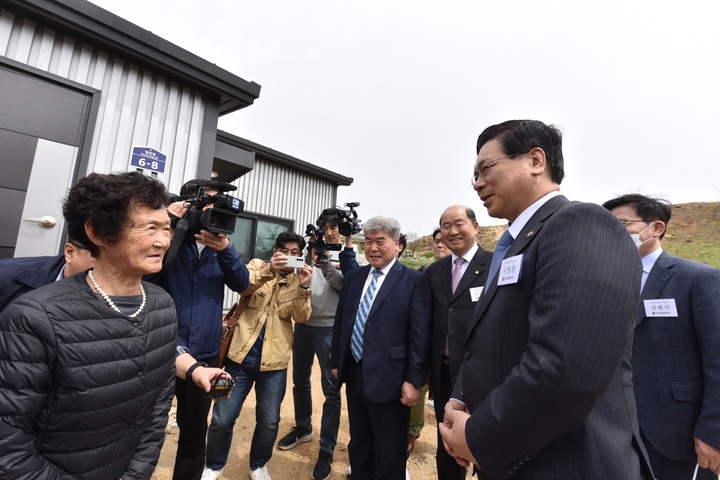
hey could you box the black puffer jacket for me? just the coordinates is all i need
[0,273,177,479]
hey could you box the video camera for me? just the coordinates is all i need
[305,202,362,264]
[322,202,362,237]
[171,181,244,236]
[305,223,342,265]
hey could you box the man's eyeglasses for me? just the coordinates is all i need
[617,219,648,227]
[471,151,529,185]
[280,249,302,256]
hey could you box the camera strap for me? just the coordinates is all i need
[158,216,190,276]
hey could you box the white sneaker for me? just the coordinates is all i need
[426,400,435,410]
[201,467,223,480]
[249,465,271,480]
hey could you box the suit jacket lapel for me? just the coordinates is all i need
[636,251,675,326]
[468,195,570,333]
[348,265,371,325]
[368,261,403,318]
[437,256,454,300]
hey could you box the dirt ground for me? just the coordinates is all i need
[152,361,469,479]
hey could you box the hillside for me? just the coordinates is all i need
[402,202,720,269]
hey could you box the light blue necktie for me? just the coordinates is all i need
[486,229,513,287]
[351,269,383,362]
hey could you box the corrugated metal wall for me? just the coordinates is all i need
[0,9,205,194]
[235,156,338,235]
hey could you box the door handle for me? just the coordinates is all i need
[22,215,57,228]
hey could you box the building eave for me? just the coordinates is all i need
[3,0,261,115]
[217,130,354,187]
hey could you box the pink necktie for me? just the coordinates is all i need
[452,257,465,294]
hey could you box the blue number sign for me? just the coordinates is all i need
[130,146,167,174]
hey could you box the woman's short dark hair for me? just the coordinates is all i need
[63,171,168,256]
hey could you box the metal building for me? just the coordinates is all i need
[0,0,352,263]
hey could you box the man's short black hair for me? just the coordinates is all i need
[274,231,306,251]
[432,228,442,240]
[602,194,672,239]
[398,233,407,257]
[317,214,339,228]
[476,120,565,185]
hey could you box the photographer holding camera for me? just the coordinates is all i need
[203,231,312,480]
[158,178,250,480]
[276,214,345,480]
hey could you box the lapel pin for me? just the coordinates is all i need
[526,231,534,238]
[475,271,480,275]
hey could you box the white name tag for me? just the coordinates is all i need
[498,254,523,286]
[643,298,678,317]
[469,286,484,302]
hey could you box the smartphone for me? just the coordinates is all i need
[283,256,306,269]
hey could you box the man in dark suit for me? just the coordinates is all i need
[425,205,491,480]
[0,239,95,313]
[331,215,431,479]
[439,120,654,479]
[603,193,720,479]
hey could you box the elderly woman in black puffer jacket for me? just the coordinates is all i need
[0,172,177,480]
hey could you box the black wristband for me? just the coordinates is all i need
[185,361,208,384]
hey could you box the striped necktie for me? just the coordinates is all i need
[351,269,383,362]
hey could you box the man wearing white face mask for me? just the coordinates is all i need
[603,194,720,479]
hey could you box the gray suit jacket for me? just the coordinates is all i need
[634,250,720,461]
[453,196,654,479]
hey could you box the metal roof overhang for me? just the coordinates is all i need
[3,0,261,115]
[217,130,354,187]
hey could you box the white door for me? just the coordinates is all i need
[14,140,78,257]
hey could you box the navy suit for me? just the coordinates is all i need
[331,260,431,478]
[454,196,654,479]
[425,246,491,480]
[0,254,65,313]
[634,250,720,479]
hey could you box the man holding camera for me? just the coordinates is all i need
[276,214,344,480]
[160,179,250,480]
[204,231,312,480]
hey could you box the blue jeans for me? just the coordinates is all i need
[292,323,341,455]
[205,358,287,470]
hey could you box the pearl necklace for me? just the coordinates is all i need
[87,270,146,318]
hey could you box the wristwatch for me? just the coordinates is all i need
[186,361,208,384]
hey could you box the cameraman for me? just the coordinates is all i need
[276,215,344,480]
[160,178,250,480]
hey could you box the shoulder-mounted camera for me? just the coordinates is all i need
[171,181,244,236]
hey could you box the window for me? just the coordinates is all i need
[227,213,293,261]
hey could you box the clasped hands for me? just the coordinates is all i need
[438,399,479,469]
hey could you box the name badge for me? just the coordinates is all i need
[643,299,678,317]
[498,254,523,286]
[469,286,484,302]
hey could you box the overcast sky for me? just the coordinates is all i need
[90,0,720,235]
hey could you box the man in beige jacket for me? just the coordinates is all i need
[203,231,313,480]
